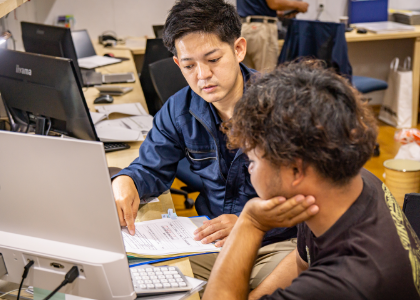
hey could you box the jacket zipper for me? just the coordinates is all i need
[189,110,227,182]
[186,149,217,161]
[186,149,216,154]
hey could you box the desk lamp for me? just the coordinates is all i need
[0,31,11,45]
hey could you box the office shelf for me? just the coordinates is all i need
[0,0,29,19]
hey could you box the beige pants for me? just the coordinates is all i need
[190,238,297,291]
[241,16,279,73]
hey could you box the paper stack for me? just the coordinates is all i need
[90,103,154,142]
[390,9,420,25]
[122,217,220,263]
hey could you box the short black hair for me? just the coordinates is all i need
[224,60,378,186]
[163,0,242,56]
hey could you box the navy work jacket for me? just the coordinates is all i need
[116,63,297,245]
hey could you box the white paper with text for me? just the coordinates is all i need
[121,217,219,256]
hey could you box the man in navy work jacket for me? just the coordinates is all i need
[111,0,317,287]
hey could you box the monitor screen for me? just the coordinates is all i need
[71,29,97,58]
[21,22,84,86]
[0,49,98,141]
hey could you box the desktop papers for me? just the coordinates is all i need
[122,217,220,258]
[95,116,153,142]
[95,103,148,116]
[90,103,153,142]
[78,55,121,69]
[353,21,415,34]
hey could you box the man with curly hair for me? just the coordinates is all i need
[203,60,420,299]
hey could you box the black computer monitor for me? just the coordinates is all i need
[21,22,84,86]
[0,48,98,141]
[71,29,97,58]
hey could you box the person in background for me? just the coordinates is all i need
[203,59,420,300]
[237,0,308,72]
[111,0,318,287]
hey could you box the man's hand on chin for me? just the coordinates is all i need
[193,214,238,247]
[243,195,319,233]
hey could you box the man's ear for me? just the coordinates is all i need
[173,56,180,68]
[291,159,305,187]
[234,37,247,63]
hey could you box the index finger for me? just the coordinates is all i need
[275,195,312,214]
[259,196,287,211]
[123,204,136,236]
[194,220,213,235]
[193,216,221,234]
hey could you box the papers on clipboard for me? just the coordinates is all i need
[122,217,220,259]
[90,103,153,142]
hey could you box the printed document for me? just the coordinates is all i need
[122,217,219,257]
[90,103,153,142]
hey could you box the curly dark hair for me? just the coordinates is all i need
[163,0,242,56]
[224,60,378,185]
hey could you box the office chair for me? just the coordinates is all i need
[149,57,188,104]
[149,57,203,209]
[403,193,420,237]
[152,25,165,38]
[278,19,387,156]
[139,39,173,116]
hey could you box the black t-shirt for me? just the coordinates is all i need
[260,169,420,300]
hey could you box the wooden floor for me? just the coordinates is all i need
[173,115,414,217]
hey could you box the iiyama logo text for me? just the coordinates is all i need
[36,29,45,35]
[16,65,32,76]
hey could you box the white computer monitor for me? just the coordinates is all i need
[0,131,136,300]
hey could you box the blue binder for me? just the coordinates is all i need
[348,0,388,24]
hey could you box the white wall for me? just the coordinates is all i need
[3,0,420,51]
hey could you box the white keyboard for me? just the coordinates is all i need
[130,265,192,296]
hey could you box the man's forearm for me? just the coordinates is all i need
[266,0,303,11]
[249,249,305,300]
[202,217,265,300]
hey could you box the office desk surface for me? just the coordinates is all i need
[112,37,147,55]
[278,25,420,47]
[0,0,29,19]
[83,45,148,169]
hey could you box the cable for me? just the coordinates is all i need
[17,260,34,300]
[316,4,324,21]
[0,289,19,299]
[45,118,52,136]
[43,266,79,300]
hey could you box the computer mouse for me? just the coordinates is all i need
[357,28,367,34]
[103,53,115,57]
[94,94,114,104]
